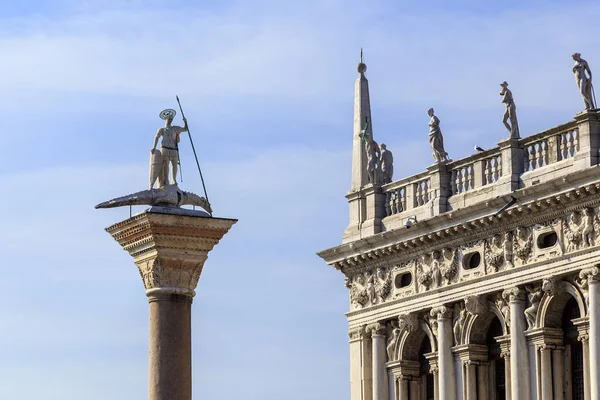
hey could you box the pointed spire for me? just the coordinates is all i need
[351,49,373,189]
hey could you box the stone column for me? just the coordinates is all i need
[477,363,489,399]
[408,379,419,399]
[349,326,369,400]
[539,345,553,399]
[581,267,600,400]
[397,377,409,400]
[503,287,530,400]
[367,323,388,400]
[431,306,456,400]
[104,207,236,400]
[498,337,512,400]
[464,361,477,400]
[552,347,565,400]
[426,162,451,216]
[578,332,591,400]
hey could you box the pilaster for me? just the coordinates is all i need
[426,163,451,216]
[497,137,523,191]
[503,287,531,400]
[573,110,600,170]
[579,267,600,400]
[431,306,456,400]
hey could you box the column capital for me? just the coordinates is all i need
[580,266,600,284]
[502,286,525,303]
[105,209,236,298]
[348,325,367,341]
[366,322,386,337]
[430,305,453,320]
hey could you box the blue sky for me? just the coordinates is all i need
[1,1,599,399]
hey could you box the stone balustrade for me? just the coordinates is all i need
[348,114,598,240]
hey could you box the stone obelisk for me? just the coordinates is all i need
[105,207,236,400]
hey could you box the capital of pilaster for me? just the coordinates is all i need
[348,326,366,341]
[579,266,600,284]
[430,305,453,320]
[105,208,236,298]
[502,287,525,303]
[366,322,386,337]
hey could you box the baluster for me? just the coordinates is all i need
[468,165,475,190]
[426,179,431,202]
[415,182,423,206]
[543,141,549,166]
[456,169,464,193]
[574,129,579,154]
[497,156,502,179]
[568,131,575,158]
[561,133,568,160]
[385,191,392,216]
[451,170,458,193]
[489,158,496,183]
[529,145,536,170]
[401,188,406,211]
[524,146,530,172]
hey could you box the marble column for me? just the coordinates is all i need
[477,363,489,399]
[408,379,419,399]
[368,323,389,400]
[581,268,600,400]
[431,306,456,400]
[349,326,370,400]
[398,377,409,400]
[501,352,511,400]
[464,361,477,400]
[104,208,236,400]
[578,333,591,400]
[540,345,553,399]
[552,347,565,400]
[504,287,530,400]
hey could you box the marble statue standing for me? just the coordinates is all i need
[427,108,449,163]
[365,136,381,185]
[379,144,393,184]
[572,53,596,110]
[151,109,188,188]
[500,81,520,139]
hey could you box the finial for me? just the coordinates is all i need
[357,48,367,73]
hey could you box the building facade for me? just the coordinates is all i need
[317,59,600,400]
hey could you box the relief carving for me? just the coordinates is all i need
[440,248,459,284]
[524,284,543,330]
[453,303,467,346]
[542,276,564,297]
[485,234,505,273]
[562,208,595,251]
[513,227,533,264]
[348,267,394,309]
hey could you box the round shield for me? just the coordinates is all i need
[159,109,177,120]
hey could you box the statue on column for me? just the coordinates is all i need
[379,144,393,184]
[96,104,211,214]
[427,108,449,163]
[150,109,188,189]
[572,53,596,110]
[499,81,520,139]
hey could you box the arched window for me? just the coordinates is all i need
[562,297,584,400]
[419,337,434,400]
[486,317,506,400]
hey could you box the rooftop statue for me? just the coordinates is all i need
[572,52,596,110]
[365,136,381,185]
[96,102,212,214]
[427,108,449,163]
[379,143,393,184]
[500,81,520,139]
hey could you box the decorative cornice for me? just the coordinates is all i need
[323,180,600,276]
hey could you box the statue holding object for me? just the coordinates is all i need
[96,106,212,214]
[500,81,520,139]
[572,53,596,110]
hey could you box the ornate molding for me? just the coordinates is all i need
[348,326,366,341]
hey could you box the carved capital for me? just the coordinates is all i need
[136,255,206,297]
[580,266,600,284]
[502,287,525,303]
[348,326,366,341]
[366,322,386,337]
[430,305,453,320]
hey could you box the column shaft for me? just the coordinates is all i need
[508,290,530,400]
[148,293,192,400]
[372,332,388,400]
[477,363,488,399]
[540,347,553,399]
[590,280,600,400]
[552,348,564,400]
[435,308,456,400]
[582,339,591,400]
[433,372,439,400]
[465,363,477,400]
[398,378,409,400]
[408,380,419,400]
[504,355,512,400]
